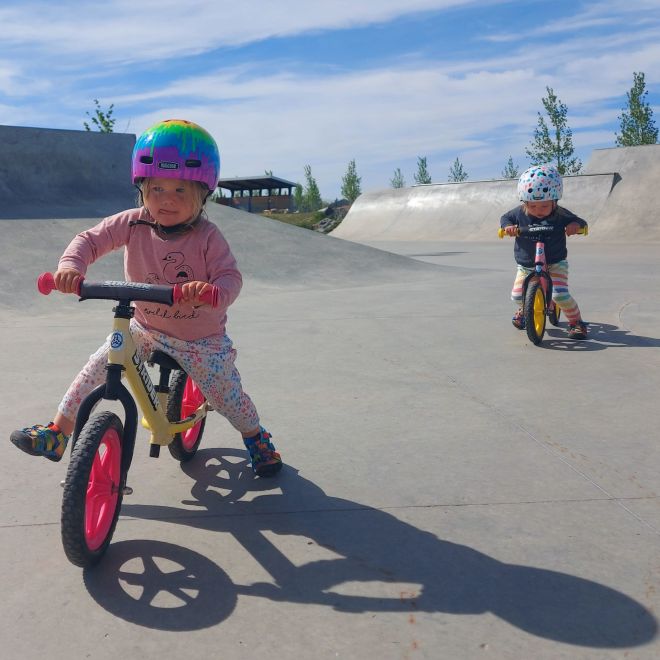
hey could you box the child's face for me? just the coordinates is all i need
[144,177,198,226]
[526,200,555,219]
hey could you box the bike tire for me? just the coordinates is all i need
[548,303,561,327]
[167,370,206,462]
[524,280,546,345]
[61,411,124,567]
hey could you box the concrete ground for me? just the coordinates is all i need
[1,208,659,659]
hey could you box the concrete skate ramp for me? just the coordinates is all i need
[0,203,442,313]
[0,125,136,219]
[331,174,617,242]
[582,144,660,238]
[332,144,660,242]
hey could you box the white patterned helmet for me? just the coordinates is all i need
[517,165,563,201]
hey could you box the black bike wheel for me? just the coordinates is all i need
[167,370,206,462]
[61,411,124,567]
[548,303,561,326]
[524,280,546,345]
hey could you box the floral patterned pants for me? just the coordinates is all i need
[58,320,260,434]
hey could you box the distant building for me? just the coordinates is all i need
[216,175,297,213]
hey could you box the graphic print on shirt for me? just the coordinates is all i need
[144,272,161,284]
[162,252,194,284]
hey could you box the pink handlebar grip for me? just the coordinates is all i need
[37,272,83,296]
[172,284,219,308]
[37,272,56,295]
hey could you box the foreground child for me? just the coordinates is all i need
[11,119,282,476]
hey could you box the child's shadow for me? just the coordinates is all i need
[544,321,660,351]
[86,448,657,648]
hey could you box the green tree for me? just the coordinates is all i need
[340,159,362,202]
[390,167,406,188]
[84,99,115,133]
[526,86,582,174]
[448,157,468,182]
[293,183,304,211]
[501,156,520,179]
[414,156,432,184]
[615,72,658,146]
[303,164,323,211]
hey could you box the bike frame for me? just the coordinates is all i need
[71,297,211,466]
[521,239,554,312]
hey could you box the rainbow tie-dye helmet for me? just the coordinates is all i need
[517,164,563,202]
[131,119,220,192]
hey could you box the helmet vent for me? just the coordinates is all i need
[185,159,202,168]
[140,156,154,164]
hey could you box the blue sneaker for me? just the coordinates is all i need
[11,423,69,462]
[243,427,282,477]
[512,308,525,330]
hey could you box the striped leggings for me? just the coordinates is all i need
[511,260,582,324]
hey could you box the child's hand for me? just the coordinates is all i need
[565,222,581,236]
[504,225,518,236]
[179,281,214,306]
[54,268,83,294]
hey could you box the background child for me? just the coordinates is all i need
[501,164,588,340]
[11,119,282,477]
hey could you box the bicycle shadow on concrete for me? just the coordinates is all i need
[85,448,658,647]
[542,321,660,351]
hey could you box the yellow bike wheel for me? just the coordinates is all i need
[524,280,546,345]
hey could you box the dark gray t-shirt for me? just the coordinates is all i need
[500,205,587,267]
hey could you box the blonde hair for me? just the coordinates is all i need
[138,178,207,221]
[521,200,558,216]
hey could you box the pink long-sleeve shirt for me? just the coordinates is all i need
[58,207,242,340]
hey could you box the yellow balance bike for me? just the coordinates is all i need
[38,272,218,567]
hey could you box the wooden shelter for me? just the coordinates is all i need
[216,175,297,213]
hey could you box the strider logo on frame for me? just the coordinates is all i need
[110,332,124,350]
[131,351,159,411]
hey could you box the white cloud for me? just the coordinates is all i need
[0,0,502,62]
[486,0,660,41]
[0,60,53,97]
[107,59,621,194]
[88,11,658,194]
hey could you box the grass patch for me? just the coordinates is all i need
[260,211,321,230]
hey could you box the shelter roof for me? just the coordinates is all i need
[217,175,297,192]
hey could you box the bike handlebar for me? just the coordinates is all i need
[498,226,588,239]
[37,272,219,308]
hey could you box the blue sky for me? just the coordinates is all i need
[1,0,659,199]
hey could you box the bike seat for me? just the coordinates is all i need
[147,350,182,371]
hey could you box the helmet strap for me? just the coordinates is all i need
[128,212,203,240]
